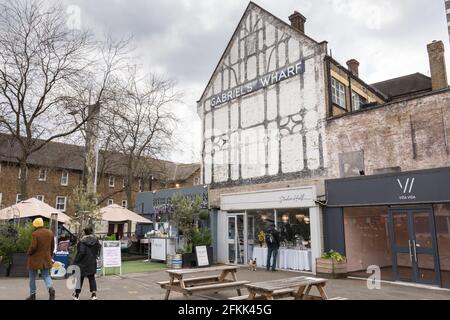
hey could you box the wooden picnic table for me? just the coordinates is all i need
[232,276,328,300]
[157,265,250,300]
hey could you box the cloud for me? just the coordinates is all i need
[56,0,450,162]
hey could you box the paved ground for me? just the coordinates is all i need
[1,266,449,300]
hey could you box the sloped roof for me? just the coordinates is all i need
[371,73,432,100]
[0,134,199,182]
[197,1,324,103]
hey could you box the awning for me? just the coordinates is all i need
[0,198,71,223]
[100,204,152,224]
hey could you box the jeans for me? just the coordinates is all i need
[29,269,53,295]
[75,274,97,294]
[266,247,278,271]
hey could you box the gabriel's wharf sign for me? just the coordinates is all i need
[210,59,305,108]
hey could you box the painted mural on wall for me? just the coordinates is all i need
[197,4,328,187]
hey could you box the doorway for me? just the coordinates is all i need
[388,208,441,286]
[227,214,246,264]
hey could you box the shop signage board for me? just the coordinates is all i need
[151,238,167,261]
[210,59,305,108]
[221,186,316,211]
[195,246,210,267]
[102,241,122,276]
[326,168,450,206]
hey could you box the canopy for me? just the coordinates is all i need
[100,204,152,224]
[0,197,71,224]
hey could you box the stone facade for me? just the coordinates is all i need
[326,88,450,179]
[197,3,330,206]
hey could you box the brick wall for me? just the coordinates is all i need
[325,89,450,179]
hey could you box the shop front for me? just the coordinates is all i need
[217,186,323,274]
[324,167,450,288]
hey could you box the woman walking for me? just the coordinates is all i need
[72,226,101,300]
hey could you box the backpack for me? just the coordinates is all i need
[265,232,274,245]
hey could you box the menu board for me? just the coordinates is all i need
[102,241,121,268]
[195,246,210,267]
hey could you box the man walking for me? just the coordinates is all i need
[265,224,280,272]
[26,218,56,300]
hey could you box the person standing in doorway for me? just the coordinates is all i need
[26,218,56,300]
[265,224,280,272]
[72,226,101,300]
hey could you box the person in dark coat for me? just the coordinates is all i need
[72,226,101,300]
[265,224,281,272]
[26,217,56,300]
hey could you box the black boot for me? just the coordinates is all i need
[26,293,36,300]
[49,287,55,300]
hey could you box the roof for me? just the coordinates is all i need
[197,1,325,103]
[0,134,200,182]
[371,73,432,100]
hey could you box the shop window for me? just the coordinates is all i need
[434,204,450,288]
[276,209,311,248]
[351,90,367,111]
[331,77,346,109]
[343,207,392,278]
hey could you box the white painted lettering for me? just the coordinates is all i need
[260,75,271,87]
[287,66,295,77]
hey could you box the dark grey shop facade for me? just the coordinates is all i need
[323,167,450,288]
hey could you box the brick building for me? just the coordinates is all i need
[0,134,201,217]
[322,39,450,288]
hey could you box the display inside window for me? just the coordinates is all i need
[276,209,311,249]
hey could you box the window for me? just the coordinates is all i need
[109,176,115,188]
[16,194,22,203]
[331,78,346,108]
[139,179,144,192]
[194,177,200,186]
[107,199,114,206]
[61,170,69,186]
[123,177,128,188]
[122,200,127,208]
[36,195,44,202]
[38,168,47,181]
[56,196,67,212]
[352,91,368,111]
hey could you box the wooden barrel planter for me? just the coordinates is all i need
[316,258,347,279]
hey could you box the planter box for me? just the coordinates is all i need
[9,253,29,278]
[316,258,347,279]
[182,253,196,268]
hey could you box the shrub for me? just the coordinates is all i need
[191,228,212,247]
[321,250,346,262]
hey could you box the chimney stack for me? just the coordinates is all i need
[289,11,306,34]
[427,40,448,90]
[346,59,360,77]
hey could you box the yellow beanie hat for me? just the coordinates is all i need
[32,217,44,228]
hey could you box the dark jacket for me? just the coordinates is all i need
[73,235,101,276]
[266,227,281,249]
[27,228,55,271]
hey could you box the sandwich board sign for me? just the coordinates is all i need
[102,241,122,276]
[194,246,210,267]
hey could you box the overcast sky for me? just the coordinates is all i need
[60,0,450,163]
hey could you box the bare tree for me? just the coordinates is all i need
[0,0,95,198]
[0,0,131,199]
[102,67,178,209]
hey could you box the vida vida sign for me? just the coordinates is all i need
[210,59,305,108]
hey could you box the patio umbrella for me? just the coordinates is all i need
[100,204,152,224]
[0,197,71,224]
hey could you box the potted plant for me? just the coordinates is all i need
[9,223,34,277]
[316,250,347,279]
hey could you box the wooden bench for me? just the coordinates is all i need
[229,288,296,300]
[158,265,247,300]
[328,297,349,300]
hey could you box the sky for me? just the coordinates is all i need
[59,0,450,163]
